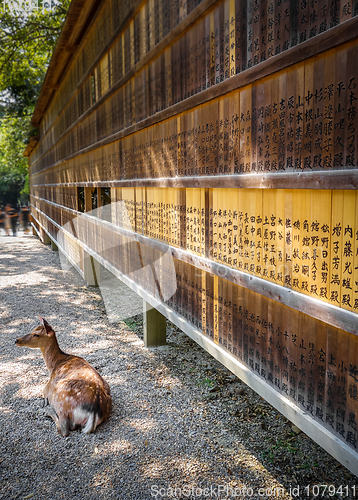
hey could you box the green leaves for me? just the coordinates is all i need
[0,1,69,113]
[0,113,30,205]
[0,0,70,205]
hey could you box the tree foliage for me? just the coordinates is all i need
[0,113,29,206]
[0,0,70,206]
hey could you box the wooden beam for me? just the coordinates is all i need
[83,250,100,286]
[31,169,358,191]
[143,300,167,347]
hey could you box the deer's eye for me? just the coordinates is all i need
[33,334,39,337]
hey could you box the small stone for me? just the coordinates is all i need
[291,425,301,435]
[208,386,220,393]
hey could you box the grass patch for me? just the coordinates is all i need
[196,378,215,388]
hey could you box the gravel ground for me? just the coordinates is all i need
[0,231,357,500]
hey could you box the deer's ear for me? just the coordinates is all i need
[39,317,54,335]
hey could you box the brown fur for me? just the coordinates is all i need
[15,319,111,437]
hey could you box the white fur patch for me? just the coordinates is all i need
[73,407,95,433]
[82,413,95,434]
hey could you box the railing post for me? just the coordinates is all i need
[83,251,100,287]
[143,300,166,347]
[42,231,51,245]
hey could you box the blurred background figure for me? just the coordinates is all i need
[0,207,4,235]
[4,205,11,235]
[21,205,30,233]
[5,204,18,236]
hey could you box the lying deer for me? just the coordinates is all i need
[15,317,112,437]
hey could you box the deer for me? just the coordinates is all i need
[15,317,112,437]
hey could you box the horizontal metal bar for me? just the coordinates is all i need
[31,169,358,190]
[31,196,358,336]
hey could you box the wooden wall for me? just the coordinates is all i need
[28,0,358,474]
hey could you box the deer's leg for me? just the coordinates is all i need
[58,416,70,437]
[44,406,70,437]
[43,406,58,423]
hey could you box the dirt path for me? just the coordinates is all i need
[0,232,355,499]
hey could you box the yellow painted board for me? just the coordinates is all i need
[254,189,263,277]
[194,188,201,255]
[231,188,239,269]
[186,188,202,255]
[176,188,182,248]
[241,189,251,274]
[222,188,229,265]
[248,189,257,276]
[262,190,275,282]
[216,188,223,263]
[212,188,219,261]
[354,190,358,313]
[283,190,293,288]
[186,188,193,253]
[200,188,206,257]
[341,191,356,311]
[292,190,303,292]
[214,274,219,345]
[299,190,312,296]
[159,187,164,241]
[172,187,178,247]
[227,188,235,268]
[236,188,243,270]
[176,115,181,176]
[275,189,285,286]
[330,190,344,307]
[136,187,143,235]
[312,190,331,303]
[164,187,170,245]
[158,187,164,242]
[146,187,153,239]
[122,187,135,233]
